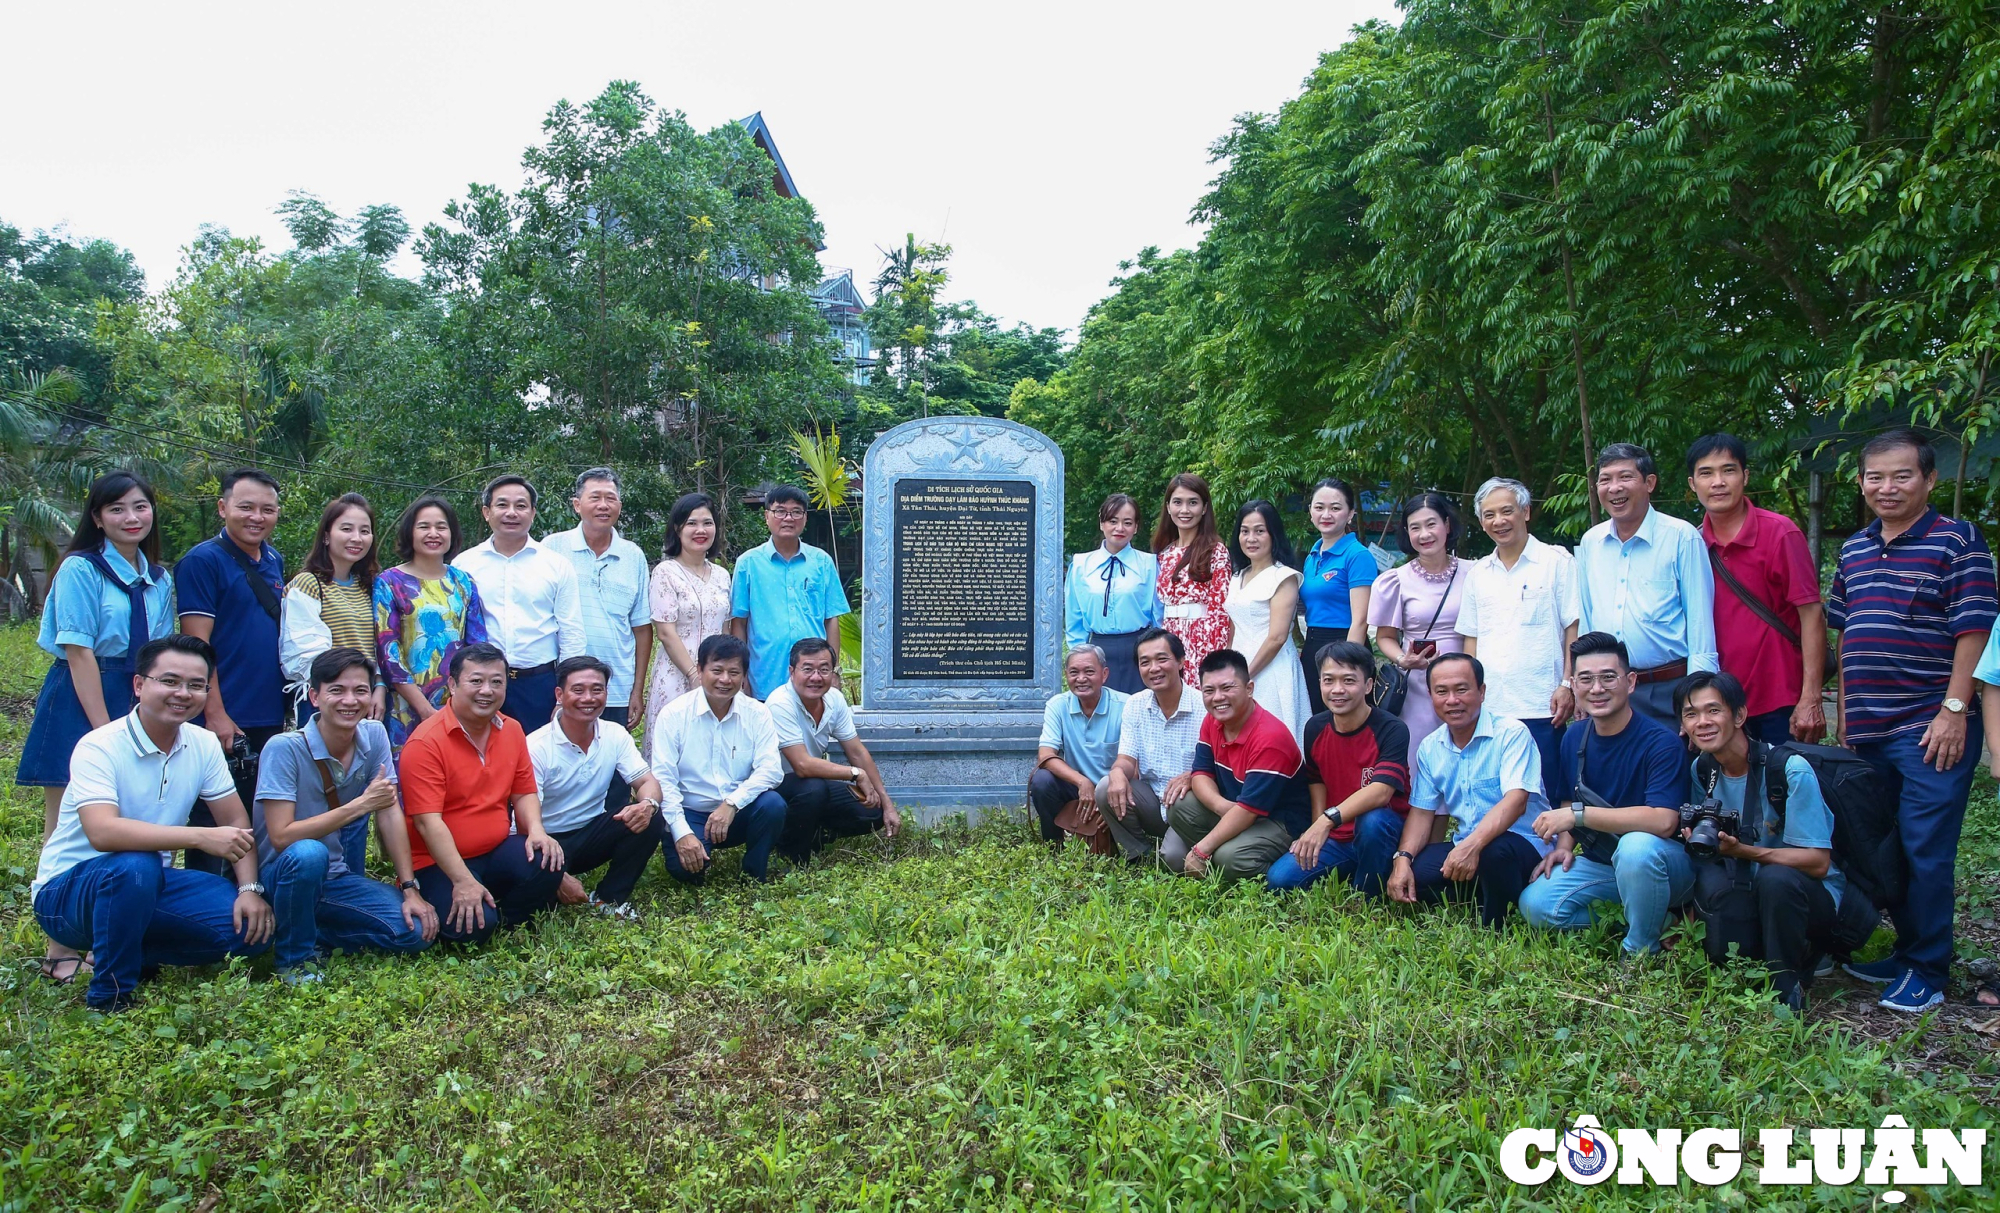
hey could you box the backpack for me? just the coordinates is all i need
[1696,741,1907,909]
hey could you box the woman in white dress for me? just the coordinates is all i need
[1224,499,1309,740]
[646,492,732,755]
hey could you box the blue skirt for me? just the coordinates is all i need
[17,657,136,786]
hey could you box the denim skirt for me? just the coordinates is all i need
[17,657,135,786]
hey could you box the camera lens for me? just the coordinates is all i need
[1687,816,1721,858]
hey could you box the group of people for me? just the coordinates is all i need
[21,428,1999,1019]
[25,470,891,1010]
[1039,430,1999,1015]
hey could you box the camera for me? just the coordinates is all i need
[1678,797,1743,859]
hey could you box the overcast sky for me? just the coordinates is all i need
[4,0,1399,335]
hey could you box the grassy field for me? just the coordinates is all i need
[0,624,1995,1210]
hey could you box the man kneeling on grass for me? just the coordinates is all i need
[651,634,787,885]
[400,642,565,943]
[767,637,901,865]
[1170,649,1310,885]
[1265,641,1411,895]
[1517,632,1692,955]
[32,635,273,1011]
[255,647,435,980]
[529,656,666,920]
[1386,652,1550,928]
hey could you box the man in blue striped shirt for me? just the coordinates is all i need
[1830,429,1997,1012]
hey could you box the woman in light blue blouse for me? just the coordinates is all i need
[18,471,178,983]
[1065,494,1161,695]
[1298,478,1378,716]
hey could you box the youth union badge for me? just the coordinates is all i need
[1557,1115,1618,1185]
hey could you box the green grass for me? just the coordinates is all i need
[0,624,1995,1210]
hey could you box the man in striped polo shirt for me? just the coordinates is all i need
[1830,429,1997,1012]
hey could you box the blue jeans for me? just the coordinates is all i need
[35,852,270,1009]
[661,791,787,884]
[1518,832,1695,953]
[268,838,430,967]
[1853,730,1980,986]
[1265,808,1405,895]
[1745,707,1795,746]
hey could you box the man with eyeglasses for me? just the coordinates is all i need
[730,484,850,701]
[31,635,275,1011]
[544,467,653,816]
[1517,632,1694,955]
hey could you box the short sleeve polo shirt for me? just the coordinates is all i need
[1300,707,1411,841]
[398,709,537,868]
[176,532,287,728]
[1193,703,1310,837]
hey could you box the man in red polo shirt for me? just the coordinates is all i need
[1168,648,1311,884]
[1689,433,1827,744]
[401,641,565,942]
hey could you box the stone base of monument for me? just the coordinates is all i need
[851,710,1038,823]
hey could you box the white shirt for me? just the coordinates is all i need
[764,681,859,774]
[526,712,651,834]
[649,688,783,839]
[1116,681,1204,800]
[33,712,236,898]
[1456,536,1581,721]
[452,537,588,669]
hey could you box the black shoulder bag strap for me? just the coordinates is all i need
[220,539,282,623]
[1568,725,1617,864]
[1707,545,1800,648]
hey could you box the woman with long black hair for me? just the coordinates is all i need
[17,471,178,984]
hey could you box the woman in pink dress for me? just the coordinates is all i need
[646,493,733,755]
[1368,491,1468,748]
[1151,473,1233,679]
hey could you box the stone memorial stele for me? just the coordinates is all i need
[853,416,1064,816]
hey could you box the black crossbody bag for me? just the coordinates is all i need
[1374,563,1455,715]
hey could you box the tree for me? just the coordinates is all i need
[866,233,953,413]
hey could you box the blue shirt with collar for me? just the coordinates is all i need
[39,542,176,660]
[176,530,287,728]
[1300,532,1379,630]
[1039,687,1130,786]
[544,526,653,703]
[1064,546,1161,646]
[729,539,851,701]
[1410,706,1552,855]
[1576,506,1718,673]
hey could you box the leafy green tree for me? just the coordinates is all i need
[865,234,953,415]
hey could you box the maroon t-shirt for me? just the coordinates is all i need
[1300,707,1411,841]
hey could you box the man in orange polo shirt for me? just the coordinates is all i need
[401,641,565,943]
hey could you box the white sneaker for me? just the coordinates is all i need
[590,899,640,923]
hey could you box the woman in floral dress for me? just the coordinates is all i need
[1151,473,1233,680]
[375,495,488,751]
[645,492,733,754]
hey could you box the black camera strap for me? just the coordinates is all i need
[1569,725,1618,866]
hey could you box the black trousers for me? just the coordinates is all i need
[552,808,666,905]
[1692,859,1878,999]
[187,723,285,876]
[413,834,564,944]
[777,773,885,862]
[599,706,635,820]
[1408,832,1542,929]
[1028,768,1083,843]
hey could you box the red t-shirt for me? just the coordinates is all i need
[1300,706,1412,841]
[398,708,537,868]
[1702,505,1823,718]
[1194,703,1310,837]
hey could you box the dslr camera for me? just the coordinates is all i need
[1677,796,1744,859]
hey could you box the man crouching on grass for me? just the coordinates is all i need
[1168,649,1310,885]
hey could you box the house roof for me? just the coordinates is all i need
[737,112,799,200]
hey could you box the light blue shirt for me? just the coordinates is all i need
[1039,688,1130,786]
[1064,546,1161,646]
[1410,707,1551,855]
[729,539,851,701]
[1697,752,1847,909]
[544,527,653,702]
[1576,507,1719,673]
[38,543,176,660]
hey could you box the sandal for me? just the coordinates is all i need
[39,954,90,985]
[1976,982,2000,1009]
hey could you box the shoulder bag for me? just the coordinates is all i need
[1374,563,1455,715]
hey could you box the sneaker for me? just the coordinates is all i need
[1775,983,1807,1016]
[590,898,640,923]
[1843,956,1901,984]
[279,967,324,988]
[1811,955,1836,979]
[1878,970,1944,1013]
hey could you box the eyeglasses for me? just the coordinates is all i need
[766,508,807,520]
[141,674,210,694]
[1572,672,1628,689]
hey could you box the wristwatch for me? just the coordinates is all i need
[399,878,421,893]
[1392,849,1416,866]
[849,766,865,783]
[1324,807,1344,830]
[238,882,265,896]
[1559,678,1573,689]
[1944,697,1968,714]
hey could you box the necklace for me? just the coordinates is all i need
[1413,556,1457,584]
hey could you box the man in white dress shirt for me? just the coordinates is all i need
[453,474,587,734]
[1457,477,1581,796]
[650,633,788,884]
[528,657,666,918]
[766,637,900,865]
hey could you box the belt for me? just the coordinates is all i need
[508,661,557,680]
[1632,658,1689,686]
[1163,604,1207,620]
